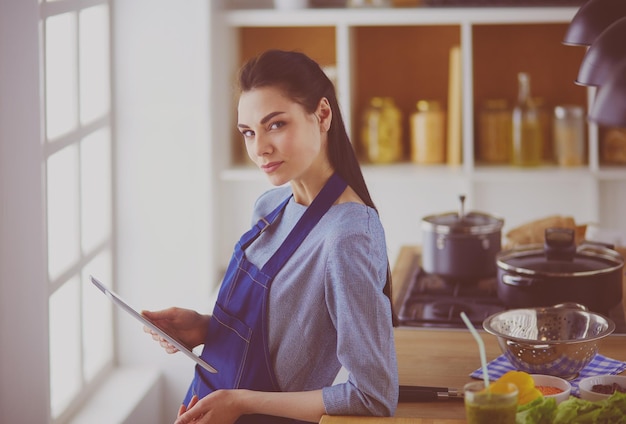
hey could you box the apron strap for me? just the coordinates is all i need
[239,195,292,250]
[261,173,347,276]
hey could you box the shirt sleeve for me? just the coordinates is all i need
[320,213,399,417]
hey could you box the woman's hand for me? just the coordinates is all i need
[174,389,325,424]
[141,307,210,353]
[175,390,244,424]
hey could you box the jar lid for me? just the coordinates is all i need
[554,105,585,119]
[416,100,441,112]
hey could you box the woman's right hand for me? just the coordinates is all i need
[141,307,210,354]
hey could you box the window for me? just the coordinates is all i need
[41,0,114,421]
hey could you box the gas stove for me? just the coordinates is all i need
[394,251,626,334]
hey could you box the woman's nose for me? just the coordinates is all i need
[252,133,272,156]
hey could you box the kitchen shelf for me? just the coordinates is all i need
[224,7,578,26]
[222,6,589,170]
[211,3,626,267]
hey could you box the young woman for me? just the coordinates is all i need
[143,49,398,424]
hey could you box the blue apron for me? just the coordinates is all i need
[184,173,347,424]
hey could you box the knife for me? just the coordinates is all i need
[399,385,464,402]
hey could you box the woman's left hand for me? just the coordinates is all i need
[174,390,243,424]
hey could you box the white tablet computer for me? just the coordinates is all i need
[90,276,217,374]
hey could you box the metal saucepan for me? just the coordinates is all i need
[496,227,624,314]
[422,195,504,281]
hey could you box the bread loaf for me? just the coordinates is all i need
[505,215,587,248]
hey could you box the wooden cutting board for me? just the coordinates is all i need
[320,417,466,424]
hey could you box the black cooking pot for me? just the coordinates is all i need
[497,227,624,314]
[422,195,504,281]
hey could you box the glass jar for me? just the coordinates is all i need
[478,99,511,164]
[511,72,543,167]
[410,100,446,164]
[360,97,403,164]
[602,128,626,164]
[553,105,586,167]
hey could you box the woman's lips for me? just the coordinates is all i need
[261,161,282,174]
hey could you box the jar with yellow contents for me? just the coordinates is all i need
[478,99,512,164]
[360,97,403,164]
[410,100,446,164]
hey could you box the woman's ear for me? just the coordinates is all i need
[317,97,332,132]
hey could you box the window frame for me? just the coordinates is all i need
[40,0,117,422]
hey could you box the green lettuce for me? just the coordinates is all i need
[553,391,626,424]
[516,397,556,424]
[514,391,626,424]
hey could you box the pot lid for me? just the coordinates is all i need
[422,211,504,235]
[497,229,623,277]
[422,195,504,235]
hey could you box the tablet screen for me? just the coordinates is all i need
[90,276,217,374]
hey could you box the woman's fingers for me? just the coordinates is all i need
[177,403,187,417]
[176,395,199,422]
[188,395,199,409]
[144,325,179,353]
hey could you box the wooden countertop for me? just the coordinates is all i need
[319,246,626,423]
[321,328,626,423]
[320,418,465,424]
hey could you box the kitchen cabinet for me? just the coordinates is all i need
[210,3,626,270]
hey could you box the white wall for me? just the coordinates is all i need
[114,0,214,421]
[0,0,50,422]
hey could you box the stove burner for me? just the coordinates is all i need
[425,301,467,320]
[394,252,626,333]
[397,266,507,328]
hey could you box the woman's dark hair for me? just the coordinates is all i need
[238,49,397,326]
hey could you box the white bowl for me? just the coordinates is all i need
[531,374,572,404]
[578,375,626,402]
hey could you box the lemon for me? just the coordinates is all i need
[495,370,543,405]
[487,380,514,394]
[518,387,543,405]
[498,371,534,392]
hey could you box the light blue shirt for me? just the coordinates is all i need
[246,186,398,417]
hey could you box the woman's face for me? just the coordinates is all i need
[237,86,331,187]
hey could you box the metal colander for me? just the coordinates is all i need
[483,305,616,379]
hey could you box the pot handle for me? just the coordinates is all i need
[544,227,576,261]
[502,274,535,287]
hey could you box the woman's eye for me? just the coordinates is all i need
[241,129,254,138]
[269,121,285,131]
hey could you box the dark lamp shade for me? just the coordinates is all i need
[563,0,626,46]
[588,59,626,127]
[576,16,626,86]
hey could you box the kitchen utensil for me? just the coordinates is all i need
[422,195,504,281]
[496,227,624,313]
[399,385,463,402]
[483,304,616,379]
